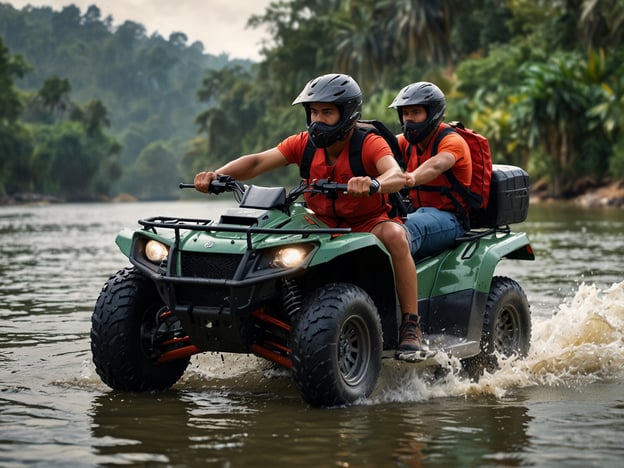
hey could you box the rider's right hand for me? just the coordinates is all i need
[194,171,217,193]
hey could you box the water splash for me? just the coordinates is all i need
[376,281,624,403]
[523,281,624,381]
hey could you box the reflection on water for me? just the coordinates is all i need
[87,387,535,467]
[0,201,623,466]
[90,392,244,465]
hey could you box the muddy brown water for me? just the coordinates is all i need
[1,201,623,467]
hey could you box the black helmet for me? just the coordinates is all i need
[292,73,362,148]
[388,82,446,145]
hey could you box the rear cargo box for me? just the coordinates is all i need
[471,164,530,228]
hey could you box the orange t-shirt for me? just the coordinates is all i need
[398,124,471,212]
[278,131,396,231]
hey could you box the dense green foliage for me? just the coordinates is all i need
[0,2,250,200]
[1,0,624,201]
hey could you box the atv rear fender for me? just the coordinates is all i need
[416,230,534,298]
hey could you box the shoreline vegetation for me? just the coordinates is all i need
[2,180,624,208]
[2,4,624,207]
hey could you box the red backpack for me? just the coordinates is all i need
[430,121,493,222]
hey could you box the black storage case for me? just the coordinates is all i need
[471,164,530,228]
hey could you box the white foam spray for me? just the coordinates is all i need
[374,281,624,403]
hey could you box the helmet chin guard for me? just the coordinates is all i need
[307,121,347,148]
[403,120,433,145]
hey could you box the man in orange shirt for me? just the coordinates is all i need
[194,73,425,353]
[388,82,472,352]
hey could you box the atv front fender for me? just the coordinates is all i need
[115,228,176,259]
[115,228,134,257]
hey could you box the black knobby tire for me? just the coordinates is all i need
[462,276,531,376]
[91,267,190,391]
[290,283,382,407]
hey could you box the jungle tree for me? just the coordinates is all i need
[0,37,32,195]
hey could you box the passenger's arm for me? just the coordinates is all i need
[405,152,455,187]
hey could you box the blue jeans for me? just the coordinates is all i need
[404,207,465,257]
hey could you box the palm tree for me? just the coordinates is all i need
[384,0,454,67]
[513,53,594,196]
[331,0,454,92]
[0,37,28,123]
[82,99,111,135]
[332,2,389,92]
[38,76,71,120]
[579,0,624,49]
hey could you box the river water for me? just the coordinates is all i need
[1,200,623,467]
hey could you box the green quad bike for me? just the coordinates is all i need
[91,164,534,407]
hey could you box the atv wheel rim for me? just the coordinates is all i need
[338,315,371,387]
[494,306,520,355]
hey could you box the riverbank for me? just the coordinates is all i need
[0,192,65,205]
[0,192,139,205]
[530,180,624,208]
[572,180,624,207]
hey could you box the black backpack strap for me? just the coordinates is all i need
[353,124,410,218]
[416,183,470,229]
[445,171,483,208]
[406,143,415,164]
[348,126,371,176]
[431,126,482,209]
[431,126,456,156]
[358,119,405,170]
[300,137,316,179]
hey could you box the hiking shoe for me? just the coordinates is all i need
[398,314,425,352]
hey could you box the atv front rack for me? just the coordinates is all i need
[138,216,351,250]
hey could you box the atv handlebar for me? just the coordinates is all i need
[180,176,378,204]
[179,175,246,197]
[311,179,348,195]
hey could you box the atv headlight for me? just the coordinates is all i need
[271,245,310,269]
[145,239,169,262]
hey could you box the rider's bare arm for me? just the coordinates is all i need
[194,148,289,193]
[347,155,404,197]
[374,155,406,193]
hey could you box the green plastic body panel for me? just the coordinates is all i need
[115,228,134,257]
[416,231,533,298]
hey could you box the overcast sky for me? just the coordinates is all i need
[5,0,273,60]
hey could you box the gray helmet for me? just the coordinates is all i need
[388,82,446,145]
[292,73,362,148]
